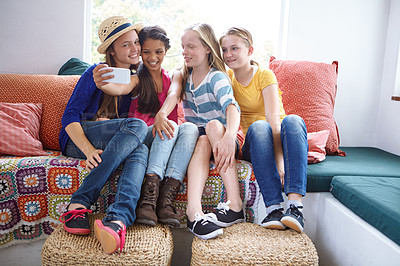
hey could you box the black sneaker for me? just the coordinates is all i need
[207,201,245,227]
[281,204,304,232]
[187,213,223,240]
[59,206,92,235]
[261,208,286,230]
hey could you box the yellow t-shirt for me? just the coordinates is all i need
[228,68,286,135]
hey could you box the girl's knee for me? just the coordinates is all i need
[159,120,179,139]
[180,122,199,137]
[122,118,148,136]
[169,120,179,133]
[205,119,224,135]
[248,120,272,135]
[283,114,303,124]
[282,115,306,133]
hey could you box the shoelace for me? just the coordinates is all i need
[104,222,127,254]
[163,190,174,206]
[59,208,92,223]
[117,225,126,253]
[216,200,231,215]
[288,204,304,219]
[142,181,157,205]
[163,189,178,213]
[194,212,213,226]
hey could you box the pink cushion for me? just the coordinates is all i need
[0,102,48,156]
[307,130,330,164]
[0,74,80,150]
[269,57,345,156]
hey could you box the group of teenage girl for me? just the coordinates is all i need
[59,16,308,254]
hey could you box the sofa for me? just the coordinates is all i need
[0,72,260,249]
[1,58,400,265]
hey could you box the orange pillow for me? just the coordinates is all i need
[0,74,79,150]
[0,102,48,156]
[269,57,345,156]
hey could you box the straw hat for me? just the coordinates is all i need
[97,16,143,54]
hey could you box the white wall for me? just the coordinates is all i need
[284,0,395,151]
[0,0,399,154]
[377,0,400,155]
[0,0,89,75]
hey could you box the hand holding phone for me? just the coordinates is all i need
[101,67,130,84]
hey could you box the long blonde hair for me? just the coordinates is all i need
[219,27,259,66]
[95,34,140,120]
[181,23,227,99]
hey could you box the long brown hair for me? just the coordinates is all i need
[180,23,227,99]
[134,26,170,117]
[95,34,140,120]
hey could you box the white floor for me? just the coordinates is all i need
[1,240,44,266]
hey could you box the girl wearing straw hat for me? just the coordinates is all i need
[59,16,148,254]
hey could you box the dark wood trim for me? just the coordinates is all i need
[392,96,400,101]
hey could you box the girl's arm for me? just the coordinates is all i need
[213,104,240,173]
[65,122,103,171]
[262,83,285,186]
[93,64,139,96]
[152,70,183,139]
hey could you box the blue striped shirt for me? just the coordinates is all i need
[183,69,240,127]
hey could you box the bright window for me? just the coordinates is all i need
[90,0,282,70]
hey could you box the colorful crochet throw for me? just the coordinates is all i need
[0,151,259,249]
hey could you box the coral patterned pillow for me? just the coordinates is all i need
[0,102,48,156]
[269,57,345,156]
[0,74,79,150]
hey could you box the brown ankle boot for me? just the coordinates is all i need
[157,177,181,227]
[136,175,159,226]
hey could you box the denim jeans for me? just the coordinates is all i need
[241,115,308,207]
[64,118,148,226]
[144,122,198,182]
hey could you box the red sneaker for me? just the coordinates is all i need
[94,219,126,254]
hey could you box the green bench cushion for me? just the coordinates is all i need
[307,147,400,192]
[330,175,400,246]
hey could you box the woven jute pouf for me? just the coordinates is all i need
[191,223,318,266]
[41,214,173,266]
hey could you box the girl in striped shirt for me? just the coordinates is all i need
[175,23,245,239]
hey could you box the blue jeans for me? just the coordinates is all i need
[64,118,148,226]
[144,122,198,182]
[241,115,308,207]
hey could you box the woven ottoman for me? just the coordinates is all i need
[191,223,318,265]
[41,214,173,265]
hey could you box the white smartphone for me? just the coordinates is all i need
[101,67,130,84]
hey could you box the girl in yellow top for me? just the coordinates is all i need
[220,27,308,232]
